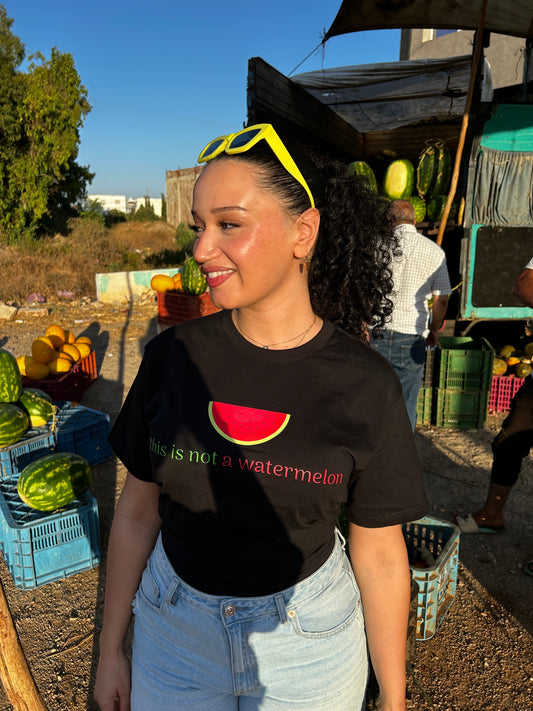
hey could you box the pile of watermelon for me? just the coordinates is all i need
[0,348,57,447]
[0,347,92,512]
[348,141,457,223]
[492,341,533,378]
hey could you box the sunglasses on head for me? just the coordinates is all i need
[197,123,315,209]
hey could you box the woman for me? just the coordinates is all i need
[94,124,428,711]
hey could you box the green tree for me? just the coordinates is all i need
[0,5,92,241]
[128,204,159,222]
[161,192,167,220]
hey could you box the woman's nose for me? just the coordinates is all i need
[193,228,217,263]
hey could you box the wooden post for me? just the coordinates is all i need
[436,0,489,246]
[0,577,47,710]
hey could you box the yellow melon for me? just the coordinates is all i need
[31,337,57,364]
[73,341,92,359]
[151,274,175,293]
[63,329,76,344]
[25,361,50,381]
[44,324,66,349]
[16,355,35,376]
[59,343,81,362]
[75,335,92,347]
[48,356,73,375]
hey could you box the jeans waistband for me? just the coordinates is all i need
[149,530,348,621]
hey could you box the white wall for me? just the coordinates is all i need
[88,194,127,213]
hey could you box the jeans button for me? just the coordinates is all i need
[224,604,236,617]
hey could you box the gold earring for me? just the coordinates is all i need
[303,254,311,271]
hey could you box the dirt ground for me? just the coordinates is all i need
[0,298,532,711]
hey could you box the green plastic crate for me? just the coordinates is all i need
[433,387,490,429]
[435,337,494,391]
[416,387,433,426]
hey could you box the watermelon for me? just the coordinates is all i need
[348,161,378,192]
[492,357,508,375]
[18,388,56,428]
[182,258,207,296]
[0,402,30,447]
[408,196,426,223]
[431,143,452,197]
[515,363,532,378]
[427,195,457,222]
[416,144,438,199]
[0,348,23,403]
[17,452,92,511]
[208,401,290,446]
[383,159,415,200]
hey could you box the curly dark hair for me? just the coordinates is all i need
[209,135,397,341]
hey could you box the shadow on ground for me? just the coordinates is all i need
[415,422,533,636]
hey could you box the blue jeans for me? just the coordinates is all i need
[131,533,368,710]
[372,330,426,430]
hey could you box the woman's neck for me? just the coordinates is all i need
[232,306,321,350]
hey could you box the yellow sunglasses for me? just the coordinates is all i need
[197,123,315,208]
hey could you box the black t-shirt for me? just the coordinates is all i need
[109,310,428,596]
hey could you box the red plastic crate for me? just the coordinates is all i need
[79,350,98,390]
[157,291,220,325]
[488,375,525,413]
[20,351,97,402]
[21,361,83,402]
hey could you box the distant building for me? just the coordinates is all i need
[400,29,529,89]
[88,194,127,213]
[87,194,164,217]
[166,167,203,228]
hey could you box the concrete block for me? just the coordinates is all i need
[0,303,17,320]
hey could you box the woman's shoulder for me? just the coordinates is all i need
[328,324,403,386]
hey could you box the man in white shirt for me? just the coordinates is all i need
[372,199,452,429]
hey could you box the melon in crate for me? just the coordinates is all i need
[0,348,23,403]
[383,159,415,200]
[348,160,378,192]
[18,388,56,428]
[17,452,92,512]
[0,402,30,447]
[182,258,207,296]
[408,196,427,223]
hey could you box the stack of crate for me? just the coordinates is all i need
[0,401,113,589]
[417,337,495,429]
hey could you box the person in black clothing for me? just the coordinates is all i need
[456,259,533,577]
[94,124,428,711]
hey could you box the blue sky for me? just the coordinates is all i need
[6,1,401,199]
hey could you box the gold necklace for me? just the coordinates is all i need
[233,310,317,350]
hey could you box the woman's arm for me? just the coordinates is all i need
[349,522,411,711]
[94,473,162,711]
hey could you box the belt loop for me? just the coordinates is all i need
[164,578,180,607]
[274,594,288,624]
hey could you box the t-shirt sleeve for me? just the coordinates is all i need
[345,384,429,528]
[525,257,533,270]
[431,252,452,296]
[108,344,158,482]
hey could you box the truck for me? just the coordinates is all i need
[245,54,533,340]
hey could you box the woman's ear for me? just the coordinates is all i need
[292,207,320,260]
